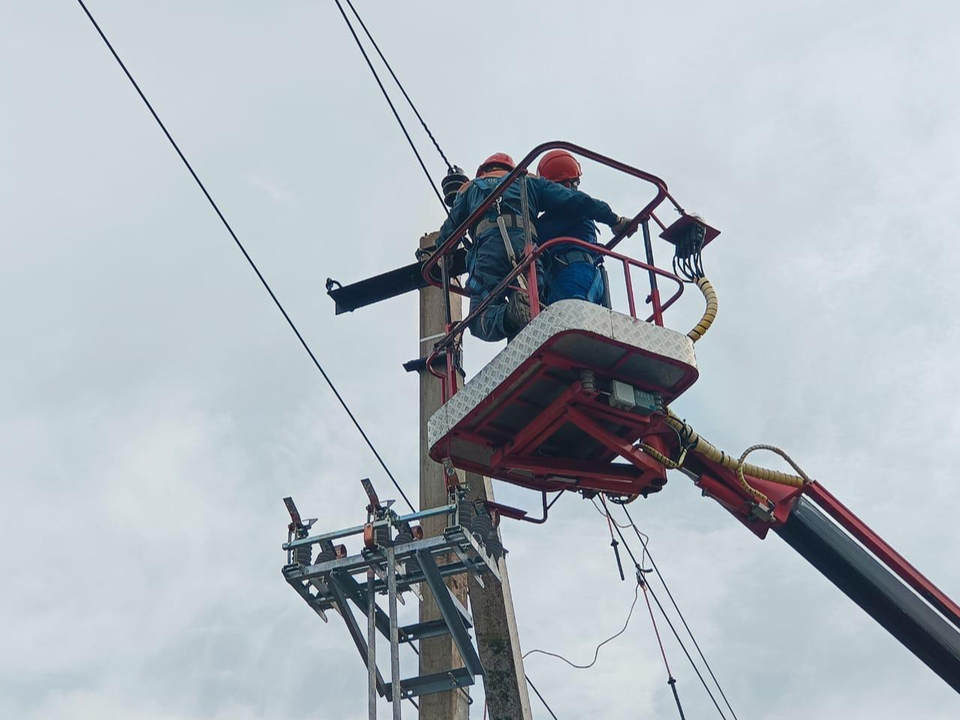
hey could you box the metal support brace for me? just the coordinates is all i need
[386,548,402,720]
[328,572,387,698]
[416,550,484,678]
[367,568,378,720]
[282,492,501,712]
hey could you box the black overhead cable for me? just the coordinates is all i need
[525,675,560,720]
[622,505,740,720]
[74,0,415,513]
[332,0,448,212]
[343,0,453,172]
[598,499,729,720]
[639,571,687,720]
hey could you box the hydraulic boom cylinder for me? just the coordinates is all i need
[776,497,960,693]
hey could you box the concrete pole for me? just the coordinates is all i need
[418,233,469,720]
[466,473,534,720]
[417,233,533,720]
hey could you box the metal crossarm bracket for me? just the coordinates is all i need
[280,486,503,715]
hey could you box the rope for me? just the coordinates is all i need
[735,443,813,505]
[343,0,453,171]
[74,0,415,512]
[332,0,448,212]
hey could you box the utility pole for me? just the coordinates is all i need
[417,233,533,720]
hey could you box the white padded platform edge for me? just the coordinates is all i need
[428,299,698,449]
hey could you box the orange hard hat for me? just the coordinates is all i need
[476,152,515,177]
[537,150,582,183]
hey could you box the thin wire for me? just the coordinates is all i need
[522,582,640,669]
[598,500,728,719]
[640,577,688,719]
[343,0,453,171]
[589,496,632,528]
[641,580,673,677]
[74,0,415,512]
[645,582,726,719]
[622,505,740,720]
[525,675,560,720]
[332,0,448,212]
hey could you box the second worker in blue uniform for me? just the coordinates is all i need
[435,152,631,343]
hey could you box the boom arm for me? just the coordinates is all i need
[684,452,960,692]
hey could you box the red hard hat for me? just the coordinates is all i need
[537,150,582,183]
[476,152,515,177]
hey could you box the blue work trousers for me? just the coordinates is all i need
[545,260,605,306]
[465,230,542,342]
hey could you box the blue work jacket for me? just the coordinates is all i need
[436,173,618,250]
[535,212,601,260]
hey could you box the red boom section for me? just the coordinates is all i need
[676,445,960,631]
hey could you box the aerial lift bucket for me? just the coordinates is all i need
[428,299,699,498]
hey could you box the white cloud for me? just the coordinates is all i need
[3,0,960,718]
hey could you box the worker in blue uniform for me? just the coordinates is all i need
[434,152,631,342]
[535,150,608,306]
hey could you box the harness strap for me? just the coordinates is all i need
[496,213,528,291]
[551,248,600,267]
[475,214,537,238]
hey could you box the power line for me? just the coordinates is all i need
[74,0,415,512]
[332,0,448,211]
[596,499,729,719]
[525,675,560,720]
[343,0,453,171]
[622,505,740,720]
[645,579,724,719]
[639,575,687,720]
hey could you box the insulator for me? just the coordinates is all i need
[472,506,493,546]
[293,544,312,566]
[315,543,336,564]
[457,497,475,533]
[375,523,391,547]
[485,531,503,561]
[442,165,469,207]
[579,369,597,394]
[395,527,414,545]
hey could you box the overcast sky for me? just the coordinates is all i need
[3,1,960,718]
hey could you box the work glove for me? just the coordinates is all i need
[611,216,637,238]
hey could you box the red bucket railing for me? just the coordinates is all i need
[420,142,690,401]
